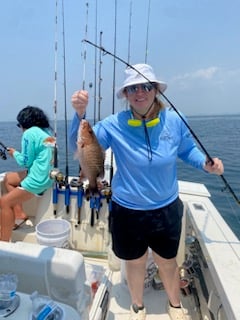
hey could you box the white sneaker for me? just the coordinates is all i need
[167,302,191,320]
[129,304,146,320]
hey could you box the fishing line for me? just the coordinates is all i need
[222,186,240,225]
[215,173,240,226]
[82,39,240,205]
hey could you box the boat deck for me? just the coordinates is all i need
[109,272,190,320]
[108,274,169,320]
[86,257,200,320]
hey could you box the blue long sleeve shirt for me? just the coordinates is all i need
[69,108,206,209]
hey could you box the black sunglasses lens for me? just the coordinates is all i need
[142,83,154,91]
[126,83,154,94]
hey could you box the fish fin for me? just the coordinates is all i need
[87,183,98,197]
[79,170,86,180]
[97,168,105,180]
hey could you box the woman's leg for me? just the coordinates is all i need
[0,187,33,241]
[4,171,28,220]
[125,250,148,307]
[152,252,180,306]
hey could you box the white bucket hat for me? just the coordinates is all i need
[116,63,167,99]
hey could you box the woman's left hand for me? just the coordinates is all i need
[204,157,224,175]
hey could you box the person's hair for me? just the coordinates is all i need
[154,97,165,112]
[17,106,51,129]
[147,82,165,113]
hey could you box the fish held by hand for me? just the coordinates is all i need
[76,119,105,195]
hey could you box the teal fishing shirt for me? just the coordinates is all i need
[69,108,206,210]
[13,126,54,195]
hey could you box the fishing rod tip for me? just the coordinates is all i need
[82,38,90,44]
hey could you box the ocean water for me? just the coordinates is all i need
[1,115,240,238]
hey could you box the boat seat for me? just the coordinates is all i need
[21,187,53,222]
[0,241,91,318]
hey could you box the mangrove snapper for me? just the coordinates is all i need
[76,119,105,194]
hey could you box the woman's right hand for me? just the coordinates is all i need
[71,90,88,117]
[7,147,15,157]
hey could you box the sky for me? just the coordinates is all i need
[0,0,240,122]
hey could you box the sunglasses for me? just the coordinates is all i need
[128,117,160,128]
[125,83,155,95]
[16,123,22,128]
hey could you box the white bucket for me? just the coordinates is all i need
[36,219,71,248]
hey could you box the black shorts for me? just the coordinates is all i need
[109,197,183,260]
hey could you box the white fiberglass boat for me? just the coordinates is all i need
[0,151,240,320]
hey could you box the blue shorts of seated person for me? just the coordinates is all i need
[109,197,183,260]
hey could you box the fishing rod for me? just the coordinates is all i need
[0,141,8,160]
[145,0,151,63]
[82,2,89,91]
[125,0,132,113]
[93,0,98,124]
[78,2,89,178]
[112,0,117,117]
[109,0,118,186]
[51,0,60,216]
[62,0,68,181]
[82,39,240,205]
[61,0,71,212]
[98,31,103,122]
[127,0,132,64]
[53,0,58,169]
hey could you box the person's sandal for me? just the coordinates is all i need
[13,217,29,230]
[129,304,146,320]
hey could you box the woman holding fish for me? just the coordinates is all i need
[70,64,224,320]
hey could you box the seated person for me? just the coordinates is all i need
[0,106,54,241]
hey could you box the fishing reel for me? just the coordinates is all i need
[50,169,65,184]
[0,148,7,160]
[0,142,8,160]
